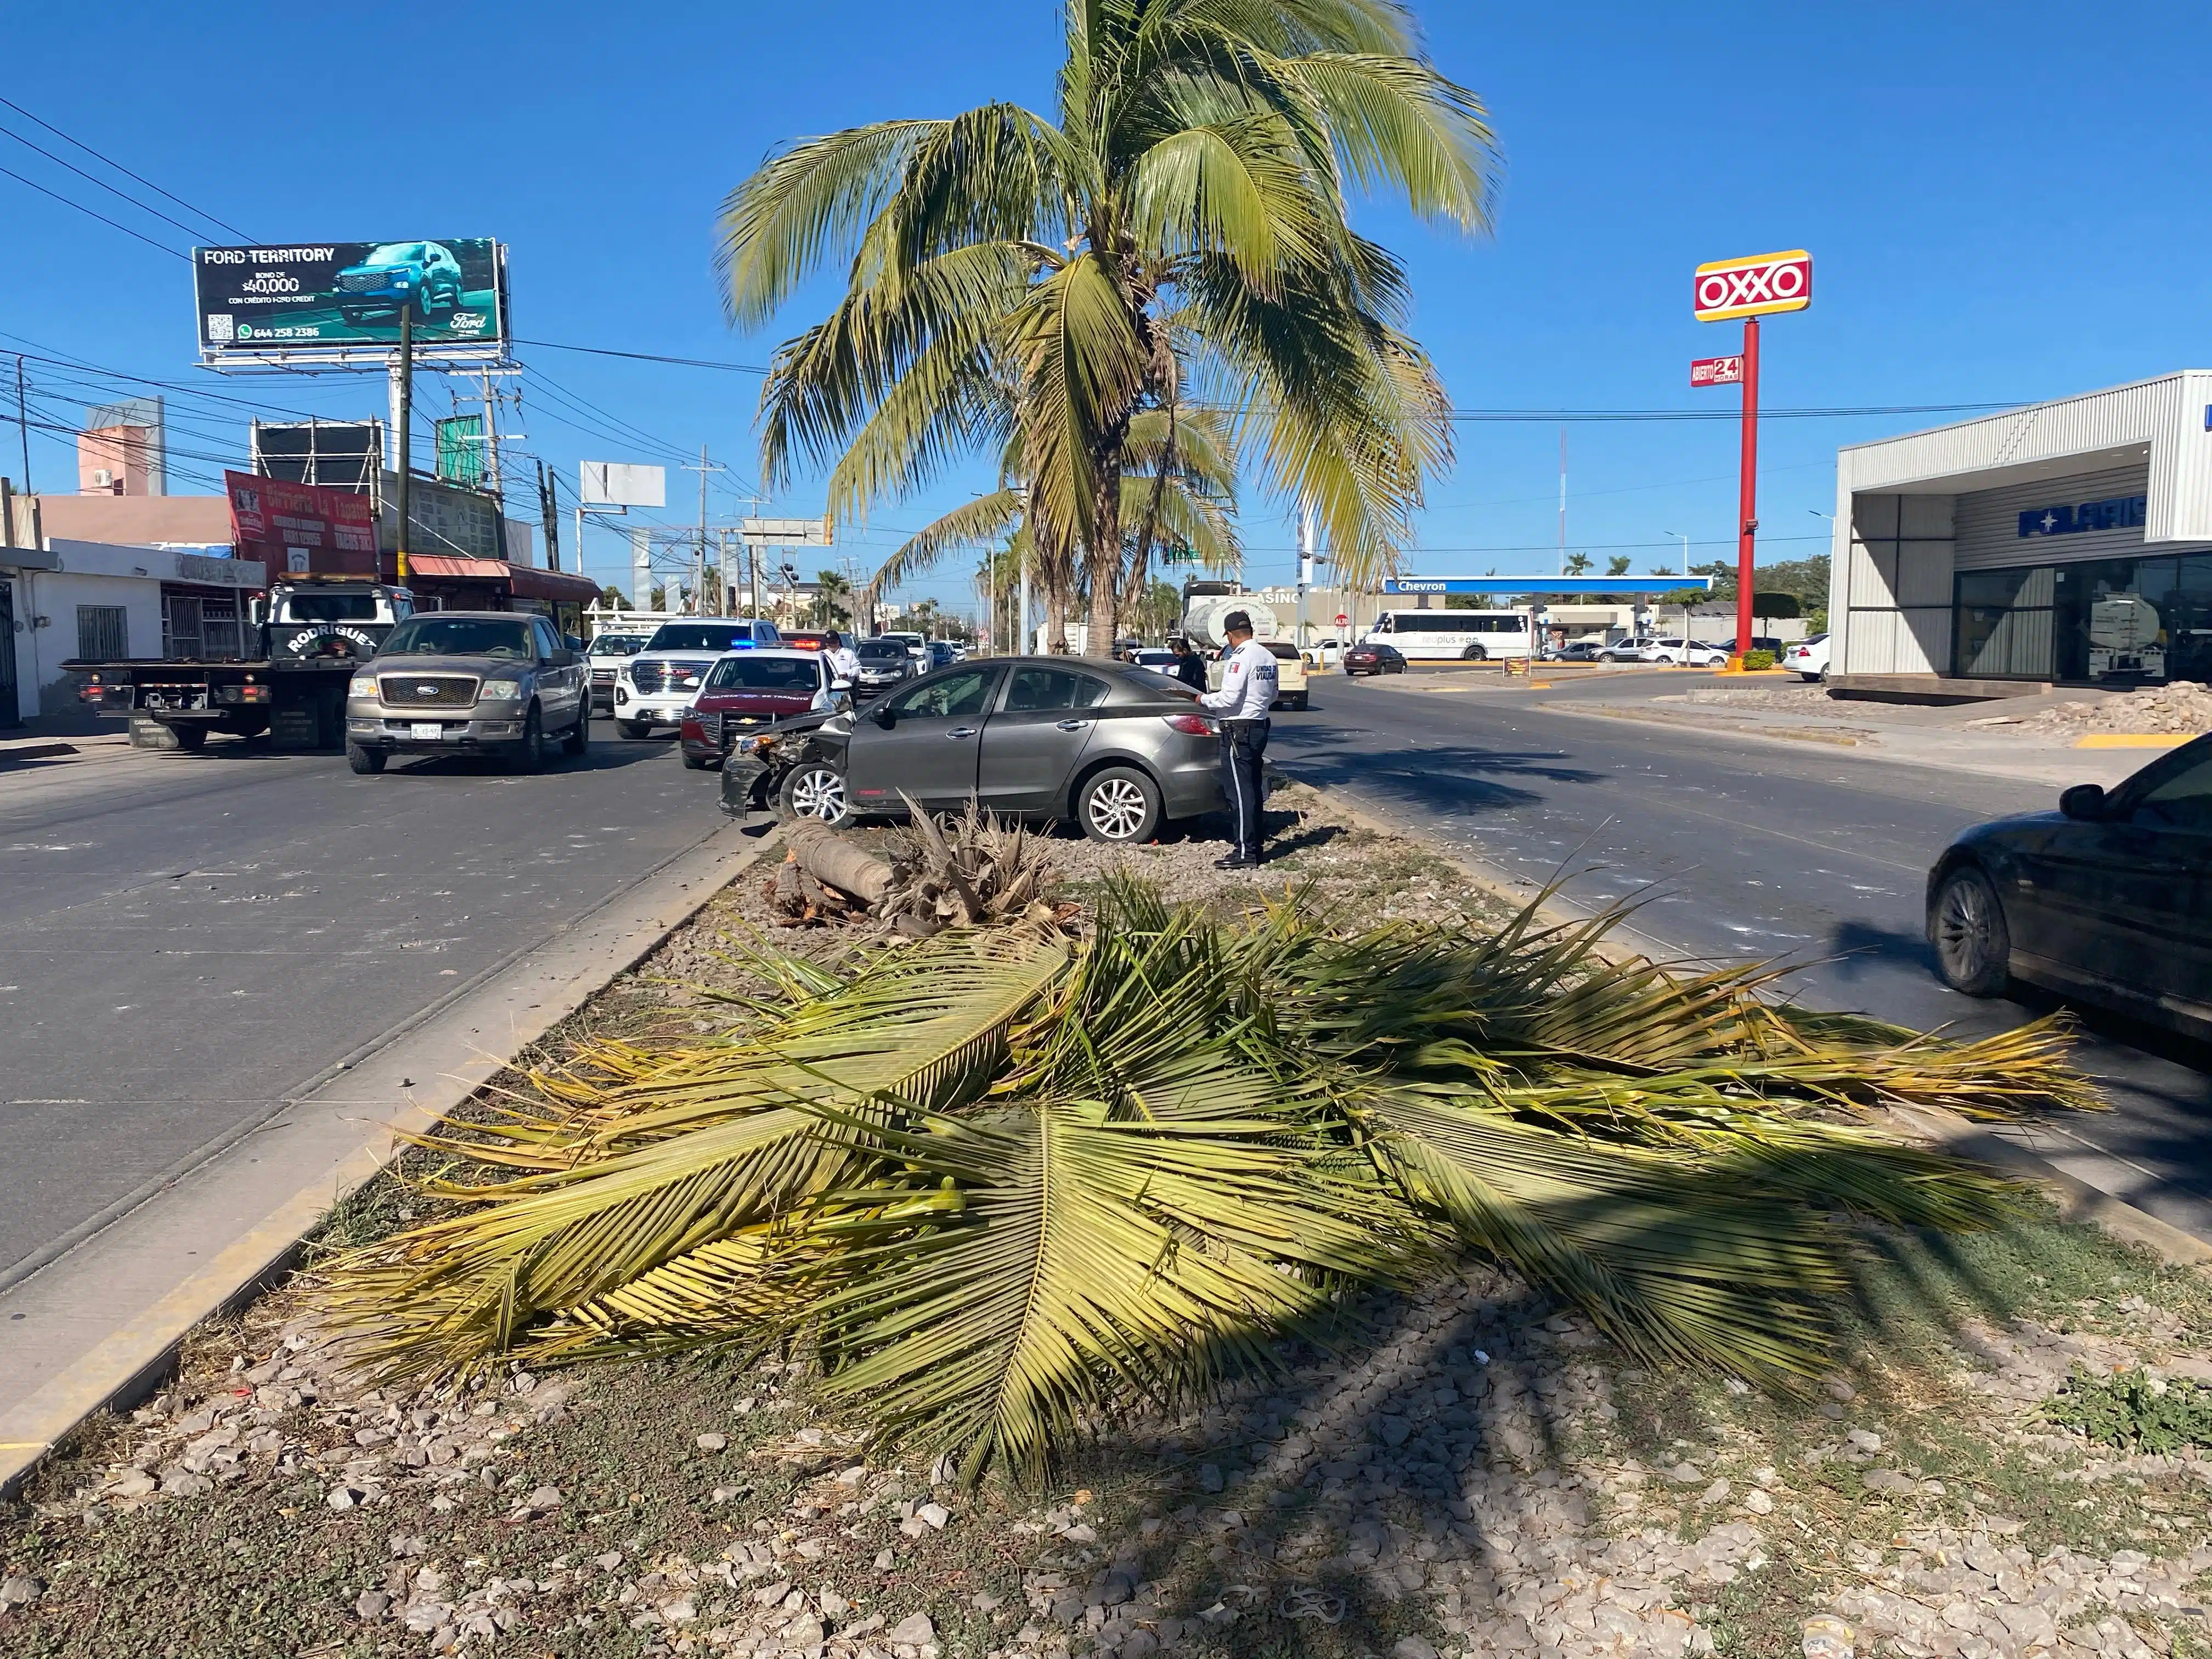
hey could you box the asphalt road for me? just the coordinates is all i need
[1269,667,2212,1241]
[0,726,731,1285]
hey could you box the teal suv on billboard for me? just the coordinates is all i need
[336,242,466,325]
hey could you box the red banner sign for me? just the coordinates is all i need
[225,470,379,574]
[1690,354,1744,387]
[1692,250,1813,322]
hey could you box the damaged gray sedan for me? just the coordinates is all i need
[720,657,1224,844]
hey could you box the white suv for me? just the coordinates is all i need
[1643,637,1729,667]
[612,618,783,738]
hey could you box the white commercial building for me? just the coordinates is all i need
[1829,371,2212,693]
[2,539,266,723]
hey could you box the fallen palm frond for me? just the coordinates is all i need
[314,879,2089,1479]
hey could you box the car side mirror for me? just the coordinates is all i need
[872,704,896,729]
[2059,783,2108,822]
[551,648,577,667]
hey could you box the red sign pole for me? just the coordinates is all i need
[1733,316,1760,668]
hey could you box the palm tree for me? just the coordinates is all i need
[720,0,1497,664]
[863,405,1240,650]
[315,881,2084,1482]
[810,568,854,630]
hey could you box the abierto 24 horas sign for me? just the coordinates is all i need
[193,240,507,357]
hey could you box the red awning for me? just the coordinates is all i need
[404,555,510,579]
[506,564,603,603]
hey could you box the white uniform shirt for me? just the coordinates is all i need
[1198,637,1279,720]
[826,645,859,683]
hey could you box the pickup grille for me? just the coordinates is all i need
[591,667,617,686]
[629,662,669,695]
[380,674,479,708]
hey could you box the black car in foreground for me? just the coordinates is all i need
[1927,733,2212,1037]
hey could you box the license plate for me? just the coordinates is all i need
[409,723,444,741]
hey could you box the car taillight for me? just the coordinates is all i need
[1164,713,1212,736]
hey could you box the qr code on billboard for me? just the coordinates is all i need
[206,314,233,342]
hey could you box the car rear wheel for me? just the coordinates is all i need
[1460,644,1488,662]
[1931,865,2010,997]
[1076,766,1161,844]
[780,763,851,826]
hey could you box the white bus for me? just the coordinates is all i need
[1363,607,1536,662]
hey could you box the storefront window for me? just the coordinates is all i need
[1956,552,2212,684]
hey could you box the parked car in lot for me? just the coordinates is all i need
[1926,734,2212,1037]
[1642,637,1730,667]
[344,612,589,775]
[851,637,919,697]
[719,657,1224,843]
[612,618,783,737]
[1545,640,1608,663]
[678,648,839,769]
[1595,638,1651,662]
[1342,640,1407,676]
[1781,633,1831,681]
[1716,636,1788,661]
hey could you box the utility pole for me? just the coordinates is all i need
[681,445,725,613]
[538,460,561,573]
[14,356,30,496]
[1296,500,1314,650]
[1557,426,1567,578]
[394,312,414,587]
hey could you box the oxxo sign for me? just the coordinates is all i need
[1692,250,1813,323]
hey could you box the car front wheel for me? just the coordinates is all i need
[510,706,546,774]
[1931,865,2010,997]
[1076,765,1161,844]
[618,719,654,740]
[780,763,851,826]
[346,742,386,775]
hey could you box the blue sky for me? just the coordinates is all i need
[4,0,2208,615]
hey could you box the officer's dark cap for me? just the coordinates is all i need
[1222,610,1252,634]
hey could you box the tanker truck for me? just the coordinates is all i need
[1177,581,1307,709]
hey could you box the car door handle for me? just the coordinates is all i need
[1055,719,1090,731]
[947,726,978,739]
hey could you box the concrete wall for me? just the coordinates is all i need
[1834,493,1955,675]
[31,493,233,548]
[5,565,159,716]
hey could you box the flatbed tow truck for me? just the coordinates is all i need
[67,575,411,750]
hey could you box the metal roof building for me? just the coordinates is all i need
[1829,372,2212,695]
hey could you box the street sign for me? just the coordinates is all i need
[740,517,831,546]
[581,462,667,507]
[1690,354,1743,387]
[1692,250,1812,323]
[1334,612,1349,627]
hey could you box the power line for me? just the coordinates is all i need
[0,122,225,245]
[512,337,770,374]
[0,95,250,240]
[0,163,187,260]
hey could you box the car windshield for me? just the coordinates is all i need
[588,634,648,656]
[380,617,533,660]
[283,593,378,622]
[857,641,907,661]
[646,624,758,652]
[363,243,426,265]
[706,656,819,692]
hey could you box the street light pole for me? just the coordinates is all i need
[394,311,413,588]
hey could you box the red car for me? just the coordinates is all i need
[1341,641,1407,676]
[679,648,838,770]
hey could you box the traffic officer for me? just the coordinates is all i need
[1195,610,1278,868]
[822,630,859,690]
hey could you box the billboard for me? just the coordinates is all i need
[225,470,379,574]
[579,461,666,508]
[195,241,506,357]
[1692,250,1812,323]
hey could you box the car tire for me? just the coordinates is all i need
[682,751,718,771]
[1460,644,1488,662]
[618,719,654,740]
[1800,672,1821,683]
[1931,865,2010,997]
[1076,765,1161,844]
[510,706,546,775]
[1290,692,1310,710]
[346,742,386,775]
[562,708,589,757]
[779,763,851,826]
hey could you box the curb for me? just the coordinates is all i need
[0,825,777,1500]
[1278,767,2211,1272]
[2074,733,2191,749]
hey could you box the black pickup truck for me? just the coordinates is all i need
[68,575,412,750]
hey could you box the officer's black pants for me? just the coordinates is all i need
[1218,719,1269,860]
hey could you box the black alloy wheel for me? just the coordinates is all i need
[1931,866,2010,997]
